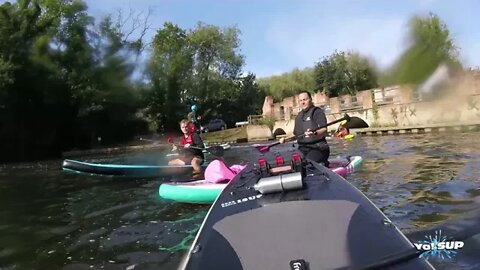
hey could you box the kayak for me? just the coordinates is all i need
[177,155,435,270]
[326,133,355,140]
[62,159,207,177]
[159,156,363,204]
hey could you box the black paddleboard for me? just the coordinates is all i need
[178,159,435,270]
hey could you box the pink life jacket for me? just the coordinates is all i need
[204,160,246,183]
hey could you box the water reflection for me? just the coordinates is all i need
[1,132,480,269]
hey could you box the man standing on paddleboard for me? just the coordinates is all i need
[279,91,330,166]
[168,119,205,177]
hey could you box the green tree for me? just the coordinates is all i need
[0,56,13,89]
[257,67,315,101]
[79,16,144,145]
[187,22,244,121]
[221,73,265,123]
[0,0,74,160]
[0,0,148,161]
[146,22,193,131]
[380,13,462,86]
[314,51,378,97]
[145,22,253,129]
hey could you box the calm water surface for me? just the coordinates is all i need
[1,132,480,269]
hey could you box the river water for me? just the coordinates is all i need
[1,132,480,270]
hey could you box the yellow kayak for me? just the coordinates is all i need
[328,134,355,140]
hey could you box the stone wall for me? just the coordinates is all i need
[262,96,275,118]
[257,71,480,138]
[246,124,274,141]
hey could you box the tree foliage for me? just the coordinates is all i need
[257,68,315,101]
[0,0,148,162]
[380,13,462,86]
[314,51,378,97]
[258,51,377,101]
[0,1,264,162]
[145,22,264,131]
[146,22,191,131]
[1,1,459,163]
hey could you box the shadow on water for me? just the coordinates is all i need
[1,132,480,269]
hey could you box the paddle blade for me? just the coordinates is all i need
[252,113,351,154]
[254,142,279,154]
[256,146,270,154]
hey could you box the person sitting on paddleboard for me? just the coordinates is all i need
[168,119,205,177]
[334,120,350,138]
[279,91,330,166]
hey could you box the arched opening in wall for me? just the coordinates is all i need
[344,117,369,129]
[273,128,286,138]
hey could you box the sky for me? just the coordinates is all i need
[84,0,480,78]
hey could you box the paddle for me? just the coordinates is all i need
[139,137,162,144]
[167,137,225,157]
[254,113,352,154]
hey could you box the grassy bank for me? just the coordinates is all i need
[202,126,248,143]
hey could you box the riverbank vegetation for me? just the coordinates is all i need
[0,0,265,162]
[0,0,466,162]
[259,13,464,102]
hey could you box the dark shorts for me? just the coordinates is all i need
[298,142,330,167]
[178,152,204,165]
